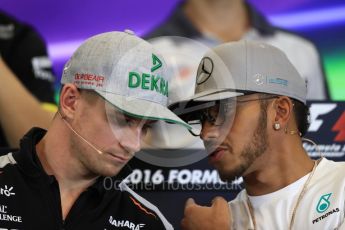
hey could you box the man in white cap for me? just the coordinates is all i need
[0,31,190,229]
[172,40,345,229]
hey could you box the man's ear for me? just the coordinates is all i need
[272,96,294,128]
[59,84,81,120]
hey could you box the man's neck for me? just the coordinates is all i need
[36,122,98,219]
[243,142,315,196]
[183,0,250,42]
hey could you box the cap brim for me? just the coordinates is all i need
[169,89,243,114]
[192,89,244,101]
[95,90,192,130]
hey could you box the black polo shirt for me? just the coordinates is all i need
[0,11,56,147]
[0,128,172,229]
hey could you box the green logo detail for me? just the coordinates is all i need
[127,53,168,96]
[316,193,332,213]
[128,72,168,96]
[151,54,162,72]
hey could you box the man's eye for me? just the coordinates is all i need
[142,123,152,133]
[125,118,138,127]
[110,115,127,126]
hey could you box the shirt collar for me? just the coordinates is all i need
[12,127,48,178]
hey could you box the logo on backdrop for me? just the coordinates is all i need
[332,111,345,142]
[305,102,345,159]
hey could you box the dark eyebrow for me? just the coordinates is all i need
[144,120,158,125]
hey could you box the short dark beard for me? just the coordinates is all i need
[219,100,269,181]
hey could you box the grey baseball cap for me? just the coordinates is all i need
[61,30,191,130]
[170,40,307,113]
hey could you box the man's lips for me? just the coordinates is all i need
[106,152,131,164]
[208,147,227,163]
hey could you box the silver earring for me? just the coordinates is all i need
[274,123,281,130]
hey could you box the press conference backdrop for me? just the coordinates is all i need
[1,0,345,100]
[126,101,345,228]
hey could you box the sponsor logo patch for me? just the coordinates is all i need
[128,53,168,96]
[0,204,23,223]
[74,73,105,88]
[0,185,15,197]
[316,193,332,213]
[108,216,145,230]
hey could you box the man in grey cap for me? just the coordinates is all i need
[0,31,190,229]
[174,40,345,229]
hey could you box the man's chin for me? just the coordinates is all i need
[217,167,246,183]
[218,172,238,183]
[99,165,123,177]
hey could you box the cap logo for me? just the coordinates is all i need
[74,73,105,88]
[151,54,162,72]
[127,53,168,97]
[268,77,288,87]
[196,57,213,85]
[253,74,265,86]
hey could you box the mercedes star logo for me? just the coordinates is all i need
[196,57,214,85]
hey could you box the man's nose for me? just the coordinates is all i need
[119,126,142,155]
[200,122,221,141]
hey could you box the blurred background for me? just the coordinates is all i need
[1,0,345,100]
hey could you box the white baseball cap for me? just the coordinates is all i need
[170,40,307,115]
[61,30,191,130]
